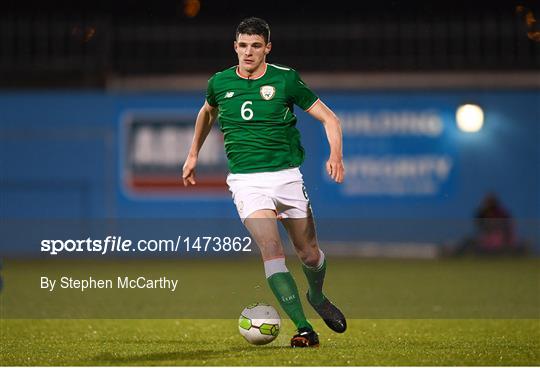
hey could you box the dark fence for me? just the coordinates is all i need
[0,9,539,86]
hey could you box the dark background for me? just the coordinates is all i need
[1,0,539,87]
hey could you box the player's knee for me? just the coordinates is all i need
[258,238,283,253]
[299,247,320,267]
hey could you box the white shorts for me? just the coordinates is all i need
[226,168,312,222]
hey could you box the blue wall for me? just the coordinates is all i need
[1,90,538,250]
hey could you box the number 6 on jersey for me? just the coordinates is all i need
[241,101,253,120]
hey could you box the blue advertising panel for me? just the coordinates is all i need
[337,108,454,197]
[0,90,538,251]
[120,109,229,197]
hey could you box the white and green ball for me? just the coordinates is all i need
[238,303,281,345]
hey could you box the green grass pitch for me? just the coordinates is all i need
[2,319,539,366]
[1,257,539,365]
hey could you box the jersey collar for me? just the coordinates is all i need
[236,63,268,80]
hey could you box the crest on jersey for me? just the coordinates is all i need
[260,85,276,100]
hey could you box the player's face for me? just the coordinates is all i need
[234,34,271,75]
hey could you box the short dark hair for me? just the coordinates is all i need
[236,17,270,44]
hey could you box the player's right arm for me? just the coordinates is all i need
[182,101,218,186]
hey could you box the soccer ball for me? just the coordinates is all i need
[238,303,281,345]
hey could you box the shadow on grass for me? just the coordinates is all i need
[92,346,286,365]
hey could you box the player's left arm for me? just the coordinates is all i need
[307,100,345,183]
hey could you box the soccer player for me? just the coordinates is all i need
[182,17,346,347]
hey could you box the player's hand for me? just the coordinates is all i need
[326,156,345,183]
[182,155,197,186]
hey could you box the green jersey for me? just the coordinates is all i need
[206,63,319,174]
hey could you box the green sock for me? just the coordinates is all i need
[302,258,327,305]
[267,272,312,331]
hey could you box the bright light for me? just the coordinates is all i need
[183,0,201,18]
[456,104,484,132]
